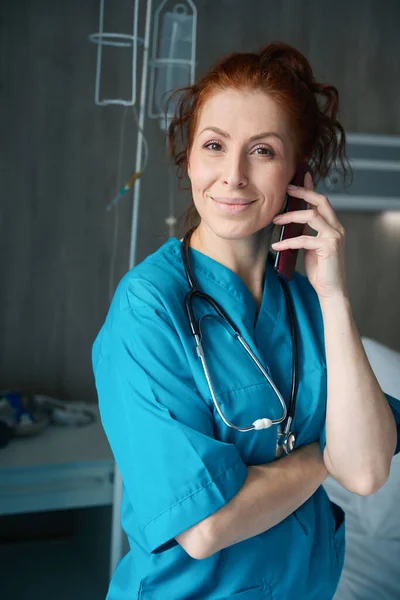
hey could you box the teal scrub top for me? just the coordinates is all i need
[92,237,400,600]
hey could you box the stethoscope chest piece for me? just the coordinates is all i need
[277,419,296,455]
[280,432,296,455]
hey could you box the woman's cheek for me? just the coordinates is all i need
[192,166,216,192]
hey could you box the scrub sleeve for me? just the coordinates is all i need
[93,303,248,554]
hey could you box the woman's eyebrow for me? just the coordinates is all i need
[199,126,284,144]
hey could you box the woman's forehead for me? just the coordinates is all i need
[195,89,292,140]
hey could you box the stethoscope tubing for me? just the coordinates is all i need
[194,312,288,432]
[182,228,298,446]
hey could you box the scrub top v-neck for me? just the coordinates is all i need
[92,236,400,600]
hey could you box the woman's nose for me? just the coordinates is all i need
[222,154,248,188]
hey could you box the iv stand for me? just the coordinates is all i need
[110,1,153,577]
[90,0,197,576]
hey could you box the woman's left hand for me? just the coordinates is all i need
[271,172,348,302]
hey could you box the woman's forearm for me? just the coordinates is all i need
[320,295,397,495]
[176,442,327,559]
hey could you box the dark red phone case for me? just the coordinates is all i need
[274,164,309,280]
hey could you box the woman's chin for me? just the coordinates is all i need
[199,219,273,242]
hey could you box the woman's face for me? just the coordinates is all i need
[187,89,297,241]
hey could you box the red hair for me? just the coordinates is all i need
[167,42,348,231]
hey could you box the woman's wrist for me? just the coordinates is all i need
[318,292,352,317]
[297,442,329,479]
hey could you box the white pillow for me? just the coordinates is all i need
[361,337,400,400]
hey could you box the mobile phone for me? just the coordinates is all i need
[274,163,309,280]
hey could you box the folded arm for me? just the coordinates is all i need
[176,441,327,560]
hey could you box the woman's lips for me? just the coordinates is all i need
[211,196,256,213]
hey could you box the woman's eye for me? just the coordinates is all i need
[254,146,274,157]
[204,141,223,152]
[203,142,274,156]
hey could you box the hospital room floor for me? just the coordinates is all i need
[1,537,109,599]
[0,507,111,600]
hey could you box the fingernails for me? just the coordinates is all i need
[287,184,297,190]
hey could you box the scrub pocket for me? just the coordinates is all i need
[213,581,271,599]
[211,382,283,465]
[139,581,272,600]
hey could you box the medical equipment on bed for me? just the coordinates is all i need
[182,228,299,455]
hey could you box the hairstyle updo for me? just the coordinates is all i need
[167,41,348,232]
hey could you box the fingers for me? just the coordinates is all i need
[273,208,332,236]
[286,174,344,234]
[271,234,341,255]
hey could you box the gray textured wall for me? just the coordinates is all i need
[1,0,399,403]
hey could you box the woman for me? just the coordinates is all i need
[92,42,399,599]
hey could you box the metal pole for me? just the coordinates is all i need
[109,0,153,579]
[129,0,153,270]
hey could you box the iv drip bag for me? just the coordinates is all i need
[148,2,197,131]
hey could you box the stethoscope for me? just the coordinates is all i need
[182,227,299,455]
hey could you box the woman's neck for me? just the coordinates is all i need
[189,224,272,307]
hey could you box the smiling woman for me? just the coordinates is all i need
[183,89,296,305]
[168,43,347,232]
[93,41,400,600]
[167,44,347,305]
[188,90,294,234]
